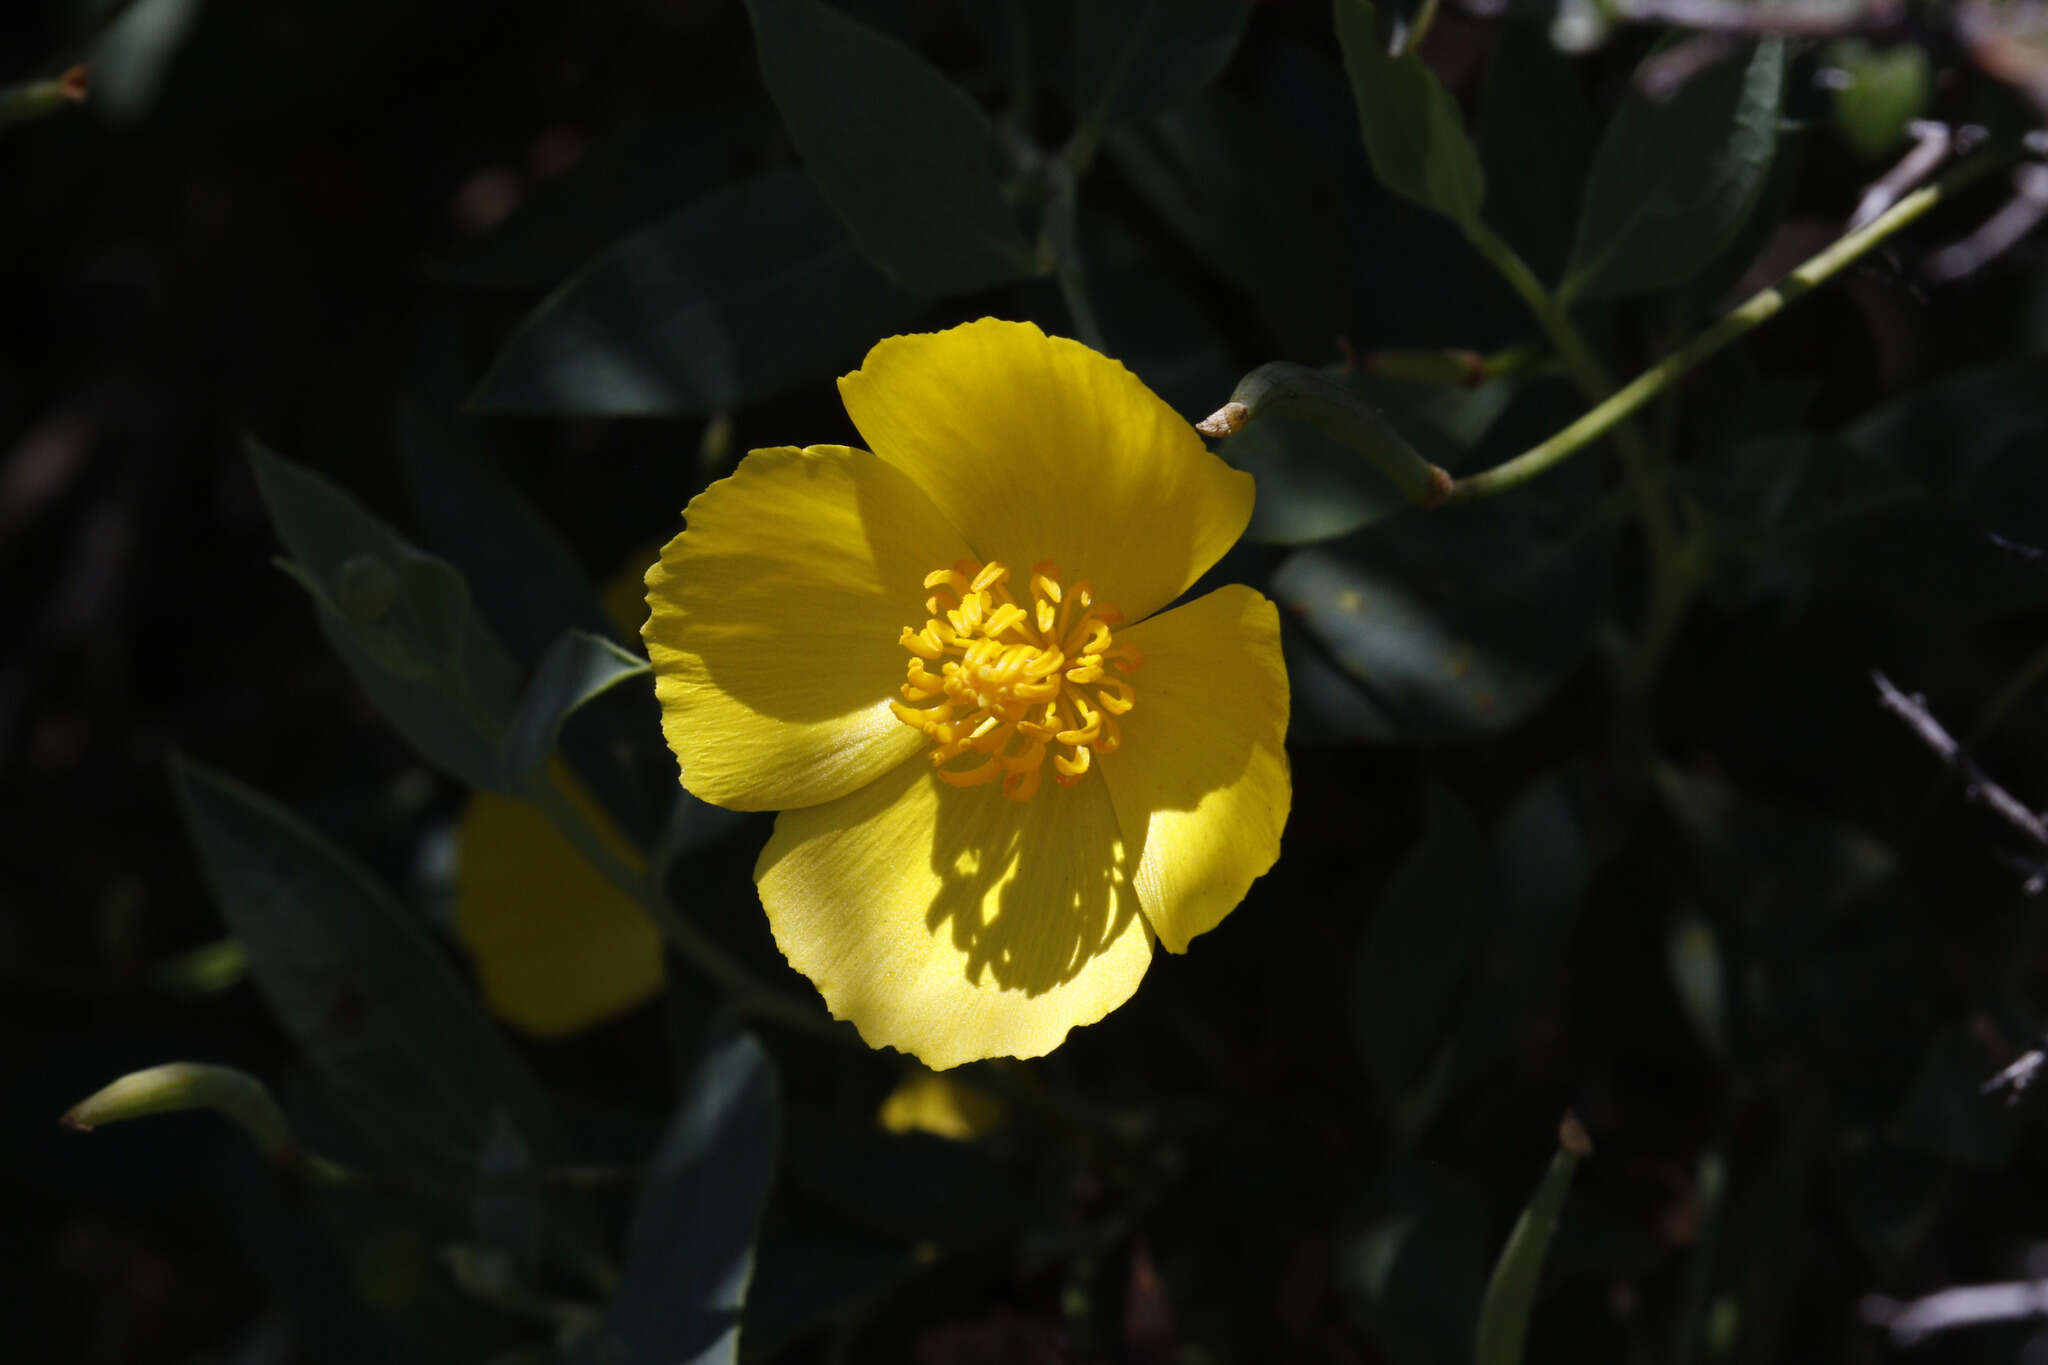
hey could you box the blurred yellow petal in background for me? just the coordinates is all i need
[454,767,662,1038]
[877,1069,1006,1142]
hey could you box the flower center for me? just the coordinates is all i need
[890,559,1140,802]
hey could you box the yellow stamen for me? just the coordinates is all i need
[891,558,1140,802]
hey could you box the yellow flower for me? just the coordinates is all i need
[642,318,1291,1069]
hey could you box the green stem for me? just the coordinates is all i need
[528,775,851,1046]
[1447,153,2002,507]
[1463,221,1688,690]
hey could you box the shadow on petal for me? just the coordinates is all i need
[924,766,1142,997]
[757,759,1154,1068]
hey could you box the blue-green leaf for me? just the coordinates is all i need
[397,402,611,667]
[1334,0,1486,230]
[1353,782,1489,1100]
[470,171,915,417]
[168,758,576,1184]
[1106,91,1349,358]
[1340,1163,1489,1365]
[1273,418,1612,741]
[745,0,1036,298]
[1563,38,1786,300]
[250,444,521,791]
[567,1031,781,1365]
[501,630,651,788]
[1071,0,1250,130]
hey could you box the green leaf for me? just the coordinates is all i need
[1478,22,1596,283]
[250,443,522,791]
[1339,1163,1489,1365]
[469,170,916,417]
[1333,0,1486,230]
[567,1030,781,1365]
[1106,92,1348,357]
[1272,413,1613,741]
[1070,0,1250,130]
[1829,41,1930,160]
[1563,38,1785,300]
[168,757,577,1185]
[1353,782,1488,1100]
[745,0,1035,298]
[501,630,651,788]
[1455,772,1592,1073]
[1227,375,1515,545]
[1474,1116,1591,1365]
[397,402,611,667]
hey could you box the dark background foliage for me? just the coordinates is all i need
[8,0,2048,1361]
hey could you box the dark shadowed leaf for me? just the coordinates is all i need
[1107,91,1349,358]
[1225,375,1516,545]
[1478,22,1596,283]
[168,759,579,1185]
[1272,419,1612,741]
[473,1110,542,1277]
[1564,38,1785,300]
[1456,772,1592,1074]
[1354,783,1488,1100]
[745,0,1035,298]
[250,444,522,791]
[470,171,916,417]
[501,631,650,790]
[398,403,611,668]
[1339,1162,1488,1365]
[1334,0,1486,229]
[567,1031,780,1365]
[1071,0,1250,130]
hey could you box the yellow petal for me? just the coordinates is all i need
[838,318,1254,622]
[877,1070,1007,1141]
[643,445,972,810]
[453,780,662,1037]
[757,757,1154,1070]
[1098,585,1291,954]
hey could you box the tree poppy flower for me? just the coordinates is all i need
[643,318,1290,1069]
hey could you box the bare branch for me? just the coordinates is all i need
[1862,1281,2048,1346]
[1872,670,2048,850]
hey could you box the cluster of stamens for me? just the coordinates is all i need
[890,559,1140,801]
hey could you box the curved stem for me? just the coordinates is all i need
[1463,221,1687,689]
[1448,152,2003,507]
